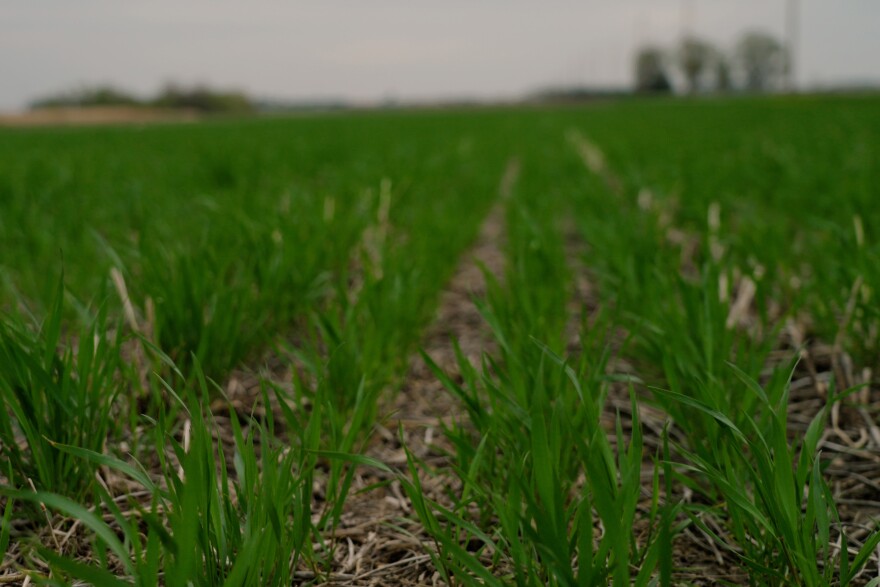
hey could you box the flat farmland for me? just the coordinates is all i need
[1,96,879,585]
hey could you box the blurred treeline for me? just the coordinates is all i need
[30,83,254,114]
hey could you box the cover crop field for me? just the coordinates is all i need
[1,95,879,585]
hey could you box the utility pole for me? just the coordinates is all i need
[785,0,800,91]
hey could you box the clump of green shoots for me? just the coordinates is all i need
[0,280,121,502]
[661,368,880,586]
[4,361,374,585]
[405,329,667,586]
[133,224,271,383]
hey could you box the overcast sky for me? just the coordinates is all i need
[1,1,879,110]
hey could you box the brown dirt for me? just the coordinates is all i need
[0,107,198,127]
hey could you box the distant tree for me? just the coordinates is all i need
[734,31,788,92]
[715,54,733,93]
[677,37,718,94]
[30,85,140,109]
[152,83,253,114]
[634,47,672,94]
